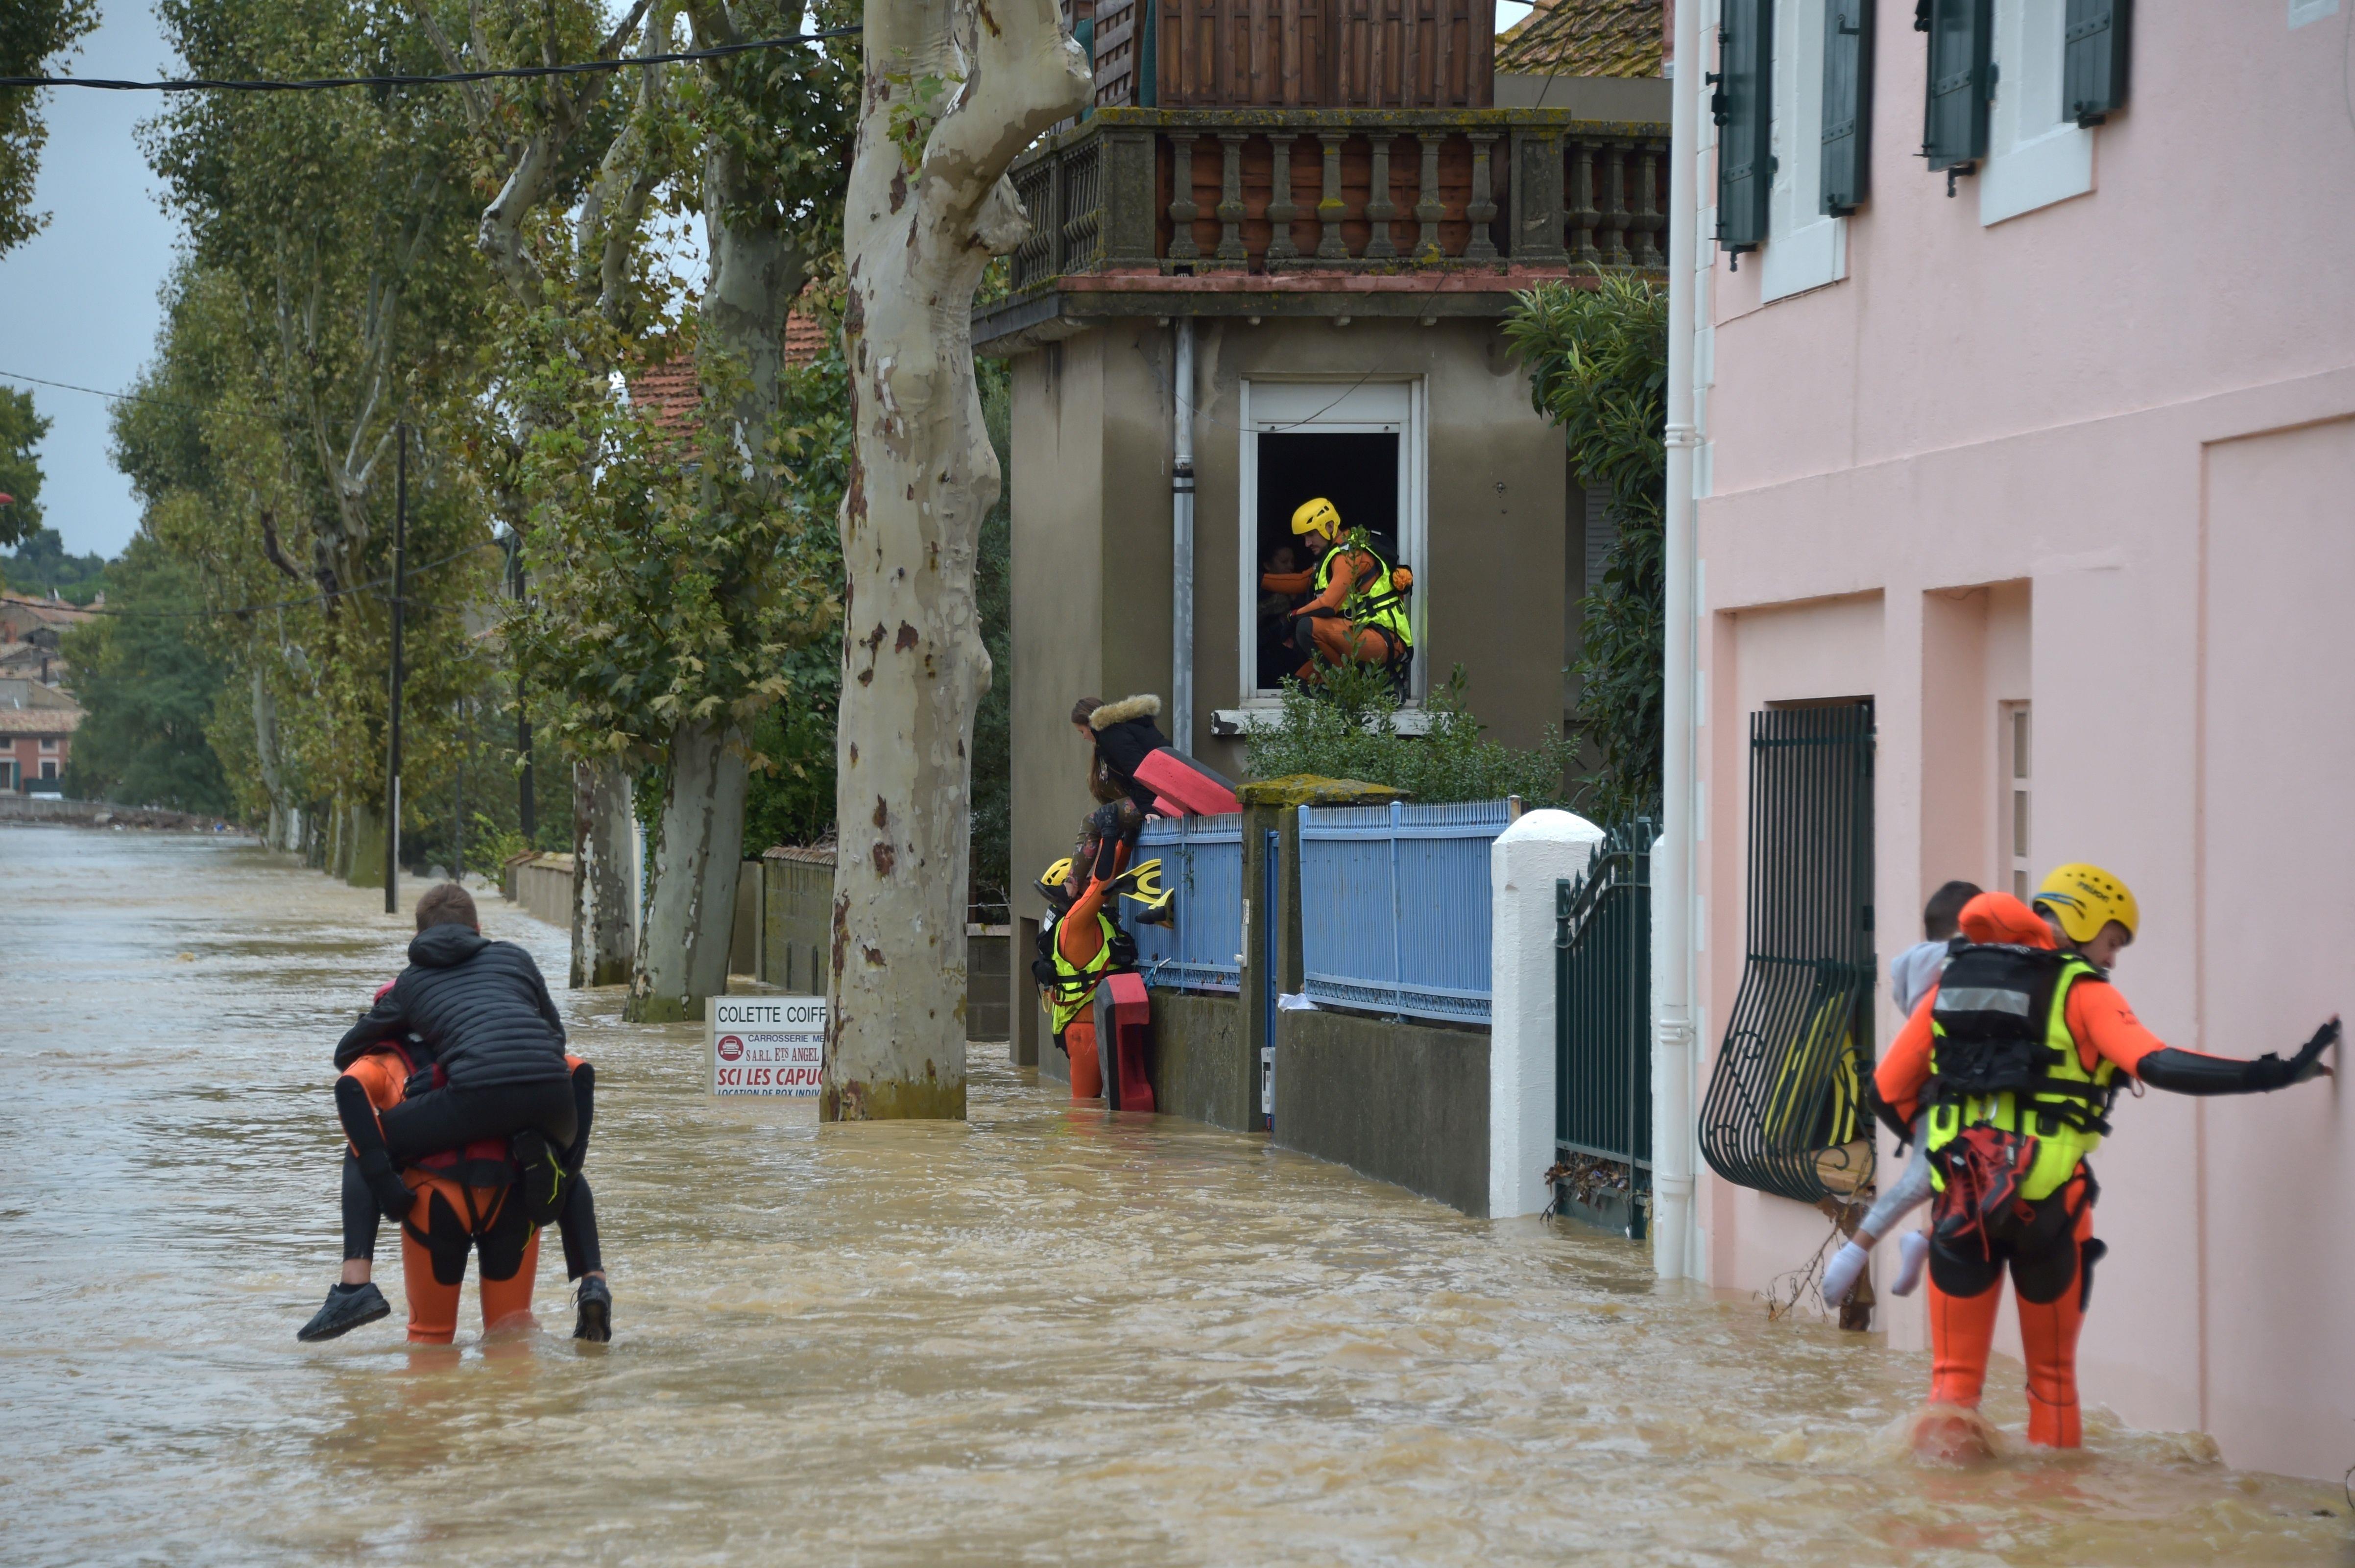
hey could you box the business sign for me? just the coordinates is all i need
[708,995,826,1097]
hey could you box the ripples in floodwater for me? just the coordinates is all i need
[1,823,2347,1566]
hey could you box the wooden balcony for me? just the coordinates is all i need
[977,105,1667,351]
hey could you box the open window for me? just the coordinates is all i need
[1236,379,1426,704]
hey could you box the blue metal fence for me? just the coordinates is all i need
[1297,799,1509,1023]
[1132,812,1243,993]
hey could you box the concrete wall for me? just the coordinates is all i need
[1692,1,2355,1477]
[1276,1009,1492,1216]
[1008,314,1572,956]
[512,853,575,931]
[1147,991,1253,1131]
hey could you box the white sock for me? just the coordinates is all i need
[1822,1240,1870,1307]
[1892,1231,1931,1297]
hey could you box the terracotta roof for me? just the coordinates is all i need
[0,705,81,734]
[623,301,834,434]
[1495,0,1663,78]
[0,591,96,630]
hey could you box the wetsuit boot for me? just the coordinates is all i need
[297,1281,392,1342]
[574,1276,613,1342]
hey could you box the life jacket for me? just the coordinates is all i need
[1315,540,1413,649]
[1924,944,2118,1203]
[1033,908,1135,1040]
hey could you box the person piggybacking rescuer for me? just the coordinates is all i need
[1871,864,2335,1451]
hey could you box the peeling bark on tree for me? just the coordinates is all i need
[627,720,749,1021]
[824,0,1091,1121]
[572,760,638,989]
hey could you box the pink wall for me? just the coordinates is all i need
[1692,2,2355,1479]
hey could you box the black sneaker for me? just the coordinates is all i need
[574,1276,612,1343]
[297,1281,391,1342]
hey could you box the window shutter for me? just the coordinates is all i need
[1820,0,1874,214]
[2062,0,2129,126]
[1713,0,1774,253]
[1920,0,1991,172]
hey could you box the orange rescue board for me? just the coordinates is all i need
[1131,748,1242,817]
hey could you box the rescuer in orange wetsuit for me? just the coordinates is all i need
[1258,498,1413,681]
[1874,871,2336,1449]
[1033,840,1136,1100]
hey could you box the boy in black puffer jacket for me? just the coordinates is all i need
[331,882,611,1336]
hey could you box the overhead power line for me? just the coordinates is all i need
[0,25,860,93]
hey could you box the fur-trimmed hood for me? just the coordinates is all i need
[1089,694,1162,731]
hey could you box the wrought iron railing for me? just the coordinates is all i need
[1556,819,1656,1182]
[1297,798,1507,1023]
[1000,107,1668,296]
[1699,704,1879,1205]
[1132,812,1244,993]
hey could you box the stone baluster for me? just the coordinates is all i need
[1168,131,1202,263]
[1465,132,1500,262]
[1315,131,1350,260]
[1414,132,1447,262]
[1214,132,1250,264]
[1365,134,1399,262]
[1568,140,1599,266]
[1596,145,1628,266]
[1265,133,1302,264]
[1634,143,1664,267]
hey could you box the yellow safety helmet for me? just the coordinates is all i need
[2033,863,2139,945]
[1036,857,1074,901]
[1291,497,1341,541]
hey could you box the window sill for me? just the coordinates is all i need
[1759,215,1847,304]
[1211,705,1433,738]
[1980,122,2094,227]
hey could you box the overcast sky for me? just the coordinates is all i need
[1,1,1538,562]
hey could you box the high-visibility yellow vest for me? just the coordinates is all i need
[1046,910,1118,1037]
[1925,945,2118,1202]
[1315,543,1413,648]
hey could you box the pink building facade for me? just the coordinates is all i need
[1688,0,2355,1478]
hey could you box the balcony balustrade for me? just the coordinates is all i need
[1003,106,1668,301]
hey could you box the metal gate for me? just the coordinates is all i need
[1554,820,1656,1230]
[1699,703,1878,1204]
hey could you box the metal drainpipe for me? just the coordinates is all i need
[1172,316,1196,753]
[1653,0,1704,1284]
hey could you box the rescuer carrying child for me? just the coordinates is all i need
[299,882,613,1343]
[1873,865,2336,1452]
[1032,837,1166,1102]
[1258,497,1413,686]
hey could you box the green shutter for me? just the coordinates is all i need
[1920,0,1990,172]
[2063,0,2129,126]
[1713,0,1773,253]
[1821,0,1874,215]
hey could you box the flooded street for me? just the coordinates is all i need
[2,823,2347,1567]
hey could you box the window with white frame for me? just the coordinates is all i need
[1235,378,1427,704]
[1760,0,1848,302]
[1980,0,2095,225]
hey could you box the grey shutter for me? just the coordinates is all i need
[1713,0,1774,253]
[1584,485,1619,597]
[2063,0,2129,126]
[1920,0,1990,172]
[1821,0,1874,214]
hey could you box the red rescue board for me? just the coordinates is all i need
[1094,971,1155,1114]
[1131,748,1242,817]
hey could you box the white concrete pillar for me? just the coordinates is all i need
[1489,809,1606,1218]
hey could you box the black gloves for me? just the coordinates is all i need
[2139,1017,2338,1095]
[2253,1017,2341,1090]
[357,1149,413,1220]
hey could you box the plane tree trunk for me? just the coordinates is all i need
[572,760,638,988]
[627,720,749,1020]
[823,0,1091,1120]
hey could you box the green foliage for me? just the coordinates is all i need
[0,0,97,257]
[1502,273,1667,822]
[1,527,109,603]
[883,70,961,170]
[1244,664,1580,806]
[0,387,50,549]
[57,537,232,813]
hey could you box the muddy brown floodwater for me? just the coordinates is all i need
[2,824,2349,1566]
